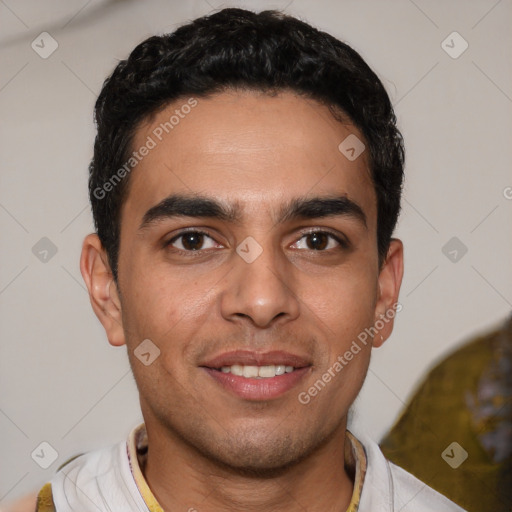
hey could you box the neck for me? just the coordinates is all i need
[141,421,355,512]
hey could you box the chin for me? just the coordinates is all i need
[193,427,328,478]
[207,446,307,478]
[155,404,343,476]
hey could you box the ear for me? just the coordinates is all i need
[373,238,404,348]
[80,233,126,347]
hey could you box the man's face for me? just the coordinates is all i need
[96,90,399,471]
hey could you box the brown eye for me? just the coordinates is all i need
[181,232,204,250]
[167,231,218,251]
[292,231,346,251]
[305,232,329,250]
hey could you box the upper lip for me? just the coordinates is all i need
[201,350,311,369]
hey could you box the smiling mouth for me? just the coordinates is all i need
[202,356,311,400]
[200,350,311,399]
[214,364,297,378]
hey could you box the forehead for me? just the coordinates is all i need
[123,90,376,229]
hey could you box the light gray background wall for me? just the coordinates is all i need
[1,0,511,503]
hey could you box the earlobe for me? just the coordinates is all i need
[373,238,404,348]
[80,233,126,347]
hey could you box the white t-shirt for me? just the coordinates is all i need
[39,424,466,512]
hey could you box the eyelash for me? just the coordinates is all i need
[164,228,350,255]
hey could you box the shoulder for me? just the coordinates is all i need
[386,460,467,511]
[29,443,121,512]
[356,432,466,512]
[32,450,96,512]
[37,438,149,512]
[31,425,147,512]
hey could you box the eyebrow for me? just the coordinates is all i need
[138,193,367,231]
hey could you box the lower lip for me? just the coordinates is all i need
[202,367,311,401]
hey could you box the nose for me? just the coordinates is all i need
[220,240,300,329]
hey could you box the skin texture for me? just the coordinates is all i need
[81,90,404,512]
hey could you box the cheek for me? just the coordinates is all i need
[120,267,217,375]
[122,258,201,323]
[301,268,377,347]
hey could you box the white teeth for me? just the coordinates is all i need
[219,364,296,378]
[231,364,243,376]
[275,365,286,375]
[258,365,275,378]
[243,365,259,378]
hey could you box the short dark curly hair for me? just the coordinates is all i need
[89,7,404,282]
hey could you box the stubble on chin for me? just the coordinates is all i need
[156,410,346,478]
